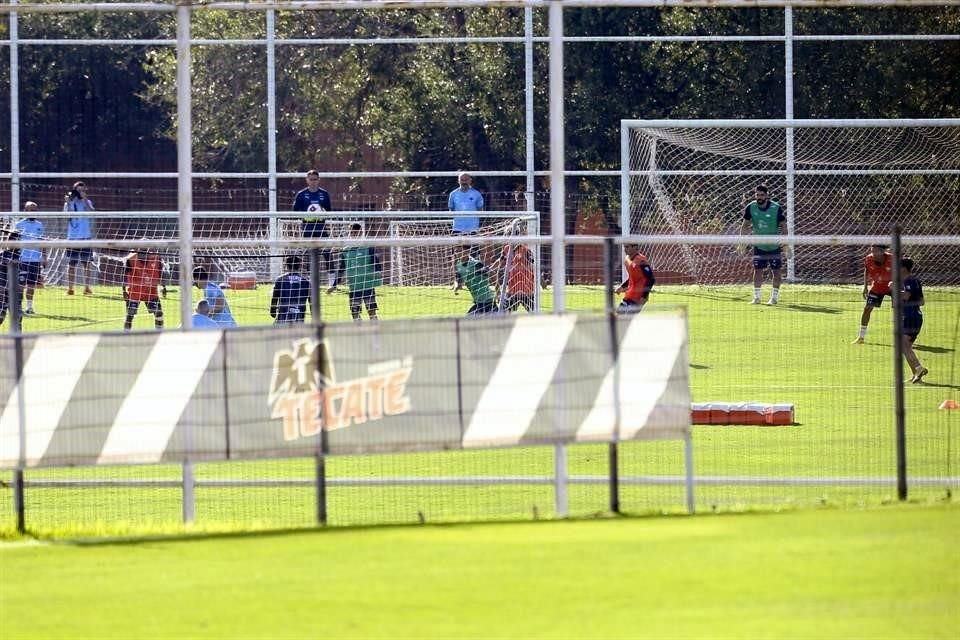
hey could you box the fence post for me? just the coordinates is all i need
[314,310,328,526]
[603,238,621,514]
[13,328,26,534]
[891,226,907,501]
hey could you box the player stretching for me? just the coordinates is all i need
[896,257,928,383]
[496,242,536,313]
[852,244,892,344]
[453,244,496,315]
[739,183,786,305]
[123,249,164,331]
[270,254,311,325]
[330,223,382,322]
[614,243,655,313]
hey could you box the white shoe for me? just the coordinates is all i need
[767,298,777,305]
[750,297,761,305]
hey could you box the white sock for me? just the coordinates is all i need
[859,326,867,338]
[753,288,761,300]
[770,287,779,301]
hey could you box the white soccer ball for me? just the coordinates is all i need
[306,203,325,213]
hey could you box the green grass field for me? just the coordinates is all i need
[1,503,957,639]
[1,282,958,538]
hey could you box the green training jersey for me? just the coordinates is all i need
[342,246,382,292]
[747,201,783,251]
[455,258,494,304]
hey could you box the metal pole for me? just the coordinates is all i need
[176,1,195,330]
[266,9,282,282]
[548,0,567,518]
[524,7,542,310]
[315,322,328,526]
[309,248,321,324]
[176,1,196,524]
[9,1,21,214]
[13,331,26,534]
[604,238,621,514]
[784,6,797,282]
[891,226,907,501]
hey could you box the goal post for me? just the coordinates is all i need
[621,119,960,286]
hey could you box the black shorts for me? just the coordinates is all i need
[66,248,94,265]
[617,298,646,314]
[18,262,41,286]
[467,300,497,316]
[349,289,378,311]
[275,307,307,324]
[752,248,782,271]
[903,316,923,341]
[127,299,162,316]
[302,221,329,239]
[866,291,890,308]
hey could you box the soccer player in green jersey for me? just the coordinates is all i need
[330,223,382,321]
[739,183,786,305]
[452,244,496,315]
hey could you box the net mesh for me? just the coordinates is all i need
[627,124,960,285]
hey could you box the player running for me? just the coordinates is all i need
[614,243,655,313]
[123,248,164,331]
[852,244,893,344]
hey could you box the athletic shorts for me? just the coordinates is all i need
[275,307,306,324]
[18,262,41,286]
[127,299,162,316]
[752,248,782,271]
[66,248,94,265]
[903,316,923,341]
[349,289,378,312]
[617,298,646,314]
[866,291,890,308]
[467,300,497,316]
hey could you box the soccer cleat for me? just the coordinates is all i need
[750,297,761,305]
[67,288,75,296]
[911,367,929,384]
[851,337,864,344]
[766,298,778,306]
[83,287,93,295]
[23,308,34,315]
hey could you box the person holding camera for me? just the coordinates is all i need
[63,181,95,296]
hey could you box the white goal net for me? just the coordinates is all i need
[622,119,960,285]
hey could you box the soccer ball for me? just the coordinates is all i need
[306,204,325,213]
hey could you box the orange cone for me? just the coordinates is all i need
[939,399,958,410]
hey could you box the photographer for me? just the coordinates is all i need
[63,180,95,296]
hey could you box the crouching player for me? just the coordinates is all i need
[270,254,311,325]
[895,257,928,384]
[123,249,164,331]
[614,243,655,313]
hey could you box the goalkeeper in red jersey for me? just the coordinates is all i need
[123,248,164,331]
[852,244,893,344]
[614,244,655,313]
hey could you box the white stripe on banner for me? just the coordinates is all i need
[0,335,101,467]
[463,315,577,448]
[577,314,686,441]
[97,332,222,465]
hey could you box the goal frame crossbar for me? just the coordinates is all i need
[620,118,960,282]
